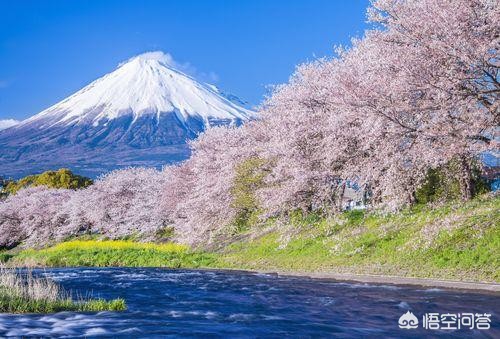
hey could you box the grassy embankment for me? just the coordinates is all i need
[4,194,499,282]
[8,240,217,268]
[0,269,125,313]
[222,194,499,282]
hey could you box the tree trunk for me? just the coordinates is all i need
[459,155,475,201]
[405,177,417,205]
[407,190,417,205]
[338,182,346,211]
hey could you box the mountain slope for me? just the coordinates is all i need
[0,52,255,178]
[0,119,19,131]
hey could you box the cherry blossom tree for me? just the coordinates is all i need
[162,126,259,245]
[75,167,169,239]
[0,168,170,248]
[255,60,346,215]
[0,187,73,248]
[336,0,499,204]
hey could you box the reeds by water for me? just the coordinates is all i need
[0,268,126,313]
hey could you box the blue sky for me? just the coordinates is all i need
[0,0,370,121]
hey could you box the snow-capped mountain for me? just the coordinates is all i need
[0,119,19,131]
[0,52,255,178]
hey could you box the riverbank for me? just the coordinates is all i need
[257,271,500,292]
[5,240,217,268]
[221,194,499,283]
[3,194,499,289]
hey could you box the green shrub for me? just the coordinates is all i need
[3,168,93,195]
[0,252,13,263]
[155,226,176,241]
[230,157,268,233]
[415,159,489,204]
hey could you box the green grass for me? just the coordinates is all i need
[12,240,218,268]
[0,289,126,313]
[0,269,126,314]
[0,252,13,263]
[219,194,500,282]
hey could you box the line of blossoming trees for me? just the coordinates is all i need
[0,0,498,249]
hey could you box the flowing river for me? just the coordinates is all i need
[0,268,498,337]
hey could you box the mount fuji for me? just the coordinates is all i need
[0,52,255,178]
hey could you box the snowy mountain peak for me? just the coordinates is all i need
[22,51,254,128]
[121,51,176,66]
[0,52,255,177]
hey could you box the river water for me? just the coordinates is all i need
[0,268,498,338]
